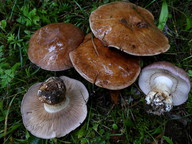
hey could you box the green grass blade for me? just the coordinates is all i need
[163,136,174,144]
[158,0,169,30]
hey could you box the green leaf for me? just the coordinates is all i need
[188,70,192,77]
[77,128,86,138]
[28,8,37,17]
[80,138,88,144]
[32,16,40,25]
[22,5,29,17]
[28,136,43,144]
[185,18,192,30]
[112,123,118,130]
[0,63,20,88]
[11,62,20,71]
[0,117,5,122]
[158,0,169,30]
[0,45,4,58]
[7,34,15,42]
[163,136,174,144]
[134,139,142,144]
[92,123,99,131]
[40,15,51,24]
[0,20,7,29]
[17,5,40,26]
[99,129,105,135]
[151,127,162,135]
[26,20,32,26]
[124,119,134,127]
[52,2,58,7]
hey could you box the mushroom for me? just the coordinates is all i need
[138,61,191,115]
[89,1,170,56]
[21,76,89,139]
[28,23,84,71]
[69,33,141,90]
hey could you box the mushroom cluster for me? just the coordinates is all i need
[68,1,171,103]
[22,22,89,139]
[86,1,190,115]
[22,1,191,140]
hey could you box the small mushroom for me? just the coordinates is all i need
[21,76,89,139]
[69,33,140,90]
[28,23,84,71]
[138,61,191,115]
[89,1,170,56]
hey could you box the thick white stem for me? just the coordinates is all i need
[44,97,70,113]
[145,76,173,115]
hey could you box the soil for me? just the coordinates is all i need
[164,118,191,144]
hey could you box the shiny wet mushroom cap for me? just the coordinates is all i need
[28,23,84,71]
[21,76,89,139]
[89,1,170,56]
[138,61,191,115]
[69,34,140,90]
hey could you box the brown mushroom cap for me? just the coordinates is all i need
[69,34,141,90]
[21,76,89,139]
[89,1,170,56]
[28,23,84,71]
[138,61,191,105]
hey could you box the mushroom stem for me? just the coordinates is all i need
[44,97,70,113]
[145,76,173,114]
[109,90,120,104]
[37,77,69,113]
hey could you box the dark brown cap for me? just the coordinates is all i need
[28,23,84,71]
[89,2,170,56]
[69,34,141,90]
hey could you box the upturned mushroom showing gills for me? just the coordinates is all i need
[89,1,170,56]
[69,33,140,90]
[28,23,84,71]
[21,76,89,139]
[138,61,191,115]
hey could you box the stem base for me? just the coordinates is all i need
[145,91,173,115]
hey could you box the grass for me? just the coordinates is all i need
[0,0,192,143]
